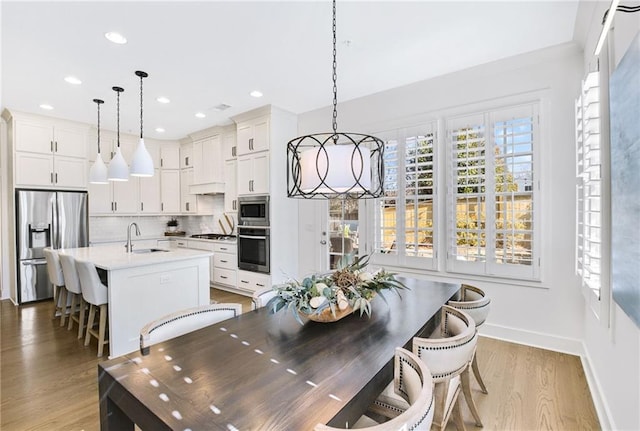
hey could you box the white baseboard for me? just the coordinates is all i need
[480,323,612,430]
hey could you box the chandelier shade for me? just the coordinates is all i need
[288,132,383,199]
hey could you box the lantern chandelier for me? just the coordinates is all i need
[286,0,384,199]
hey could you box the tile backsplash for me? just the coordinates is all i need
[89,196,237,243]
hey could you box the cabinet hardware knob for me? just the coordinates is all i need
[320,240,327,245]
[55,173,58,183]
[50,172,54,183]
[256,283,265,287]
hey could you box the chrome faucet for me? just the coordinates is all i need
[125,222,141,253]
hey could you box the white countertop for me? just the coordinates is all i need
[59,245,213,271]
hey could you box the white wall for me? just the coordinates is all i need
[297,34,638,430]
[576,2,640,430]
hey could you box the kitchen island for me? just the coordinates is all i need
[59,245,212,358]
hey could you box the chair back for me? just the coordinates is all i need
[75,259,108,306]
[251,286,278,310]
[447,284,491,328]
[413,305,477,382]
[43,247,64,287]
[140,303,242,355]
[314,347,434,431]
[58,254,82,295]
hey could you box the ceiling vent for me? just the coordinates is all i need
[214,103,231,111]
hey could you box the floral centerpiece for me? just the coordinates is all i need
[266,255,407,324]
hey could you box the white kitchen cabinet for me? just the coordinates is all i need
[236,270,270,294]
[12,117,88,189]
[193,135,223,184]
[15,152,86,188]
[186,240,215,284]
[14,119,87,158]
[213,242,237,288]
[236,116,269,156]
[139,169,161,213]
[88,180,112,214]
[224,159,237,212]
[180,144,193,169]
[223,130,237,160]
[237,152,269,195]
[113,178,139,214]
[180,168,196,213]
[160,170,181,213]
[160,142,180,169]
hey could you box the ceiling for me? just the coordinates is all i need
[2,1,580,140]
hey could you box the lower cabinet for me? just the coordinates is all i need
[236,270,271,294]
[213,243,237,288]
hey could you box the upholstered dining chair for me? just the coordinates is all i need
[314,347,434,431]
[58,253,87,339]
[139,303,242,355]
[407,305,477,431]
[75,259,109,357]
[447,284,491,392]
[43,247,67,325]
[251,286,278,310]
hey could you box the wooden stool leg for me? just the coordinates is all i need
[77,297,86,339]
[84,304,96,346]
[59,289,68,327]
[97,304,108,357]
[461,365,483,427]
[67,294,77,330]
[452,393,467,431]
[52,285,60,319]
[472,353,488,394]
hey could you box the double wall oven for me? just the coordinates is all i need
[237,195,270,274]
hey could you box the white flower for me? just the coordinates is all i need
[315,282,328,294]
[336,290,349,311]
[358,271,373,282]
[310,296,328,309]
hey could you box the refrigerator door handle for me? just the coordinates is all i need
[51,198,59,249]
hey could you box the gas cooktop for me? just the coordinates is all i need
[190,233,236,241]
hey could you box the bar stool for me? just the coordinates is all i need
[251,286,277,310]
[59,254,87,339]
[75,259,109,357]
[43,247,67,326]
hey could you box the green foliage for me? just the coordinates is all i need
[266,254,408,324]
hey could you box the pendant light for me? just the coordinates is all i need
[89,98,108,184]
[130,70,154,177]
[286,0,384,199]
[107,86,129,181]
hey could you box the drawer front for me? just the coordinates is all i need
[214,254,236,270]
[214,268,236,286]
[213,242,237,254]
[187,240,215,252]
[175,239,189,248]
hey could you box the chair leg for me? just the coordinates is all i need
[472,353,488,394]
[97,304,108,357]
[452,393,467,431]
[59,289,68,327]
[52,285,60,319]
[461,365,483,427]
[77,297,86,339]
[67,293,77,330]
[84,304,96,346]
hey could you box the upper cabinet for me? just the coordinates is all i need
[8,112,89,189]
[223,130,237,160]
[160,142,180,169]
[236,115,269,156]
[193,135,223,184]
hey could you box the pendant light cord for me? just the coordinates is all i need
[332,0,338,140]
[97,102,101,153]
[139,74,144,139]
[116,90,120,148]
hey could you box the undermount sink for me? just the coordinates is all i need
[132,248,169,254]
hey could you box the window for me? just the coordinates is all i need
[447,105,539,280]
[373,124,438,269]
[575,72,603,298]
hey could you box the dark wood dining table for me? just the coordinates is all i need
[98,277,459,430]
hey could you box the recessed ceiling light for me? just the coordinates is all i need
[250,90,263,98]
[195,112,206,118]
[155,127,165,133]
[105,32,127,44]
[157,97,170,104]
[39,104,54,110]
[64,76,82,85]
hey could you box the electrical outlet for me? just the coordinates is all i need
[160,274,171,284]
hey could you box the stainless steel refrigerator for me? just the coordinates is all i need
[16,189,88,304]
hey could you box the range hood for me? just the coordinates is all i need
[189,182,225,195]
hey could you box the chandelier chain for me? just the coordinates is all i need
[332,0,338,137]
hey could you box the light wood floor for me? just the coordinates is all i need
[1,291,599,431]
